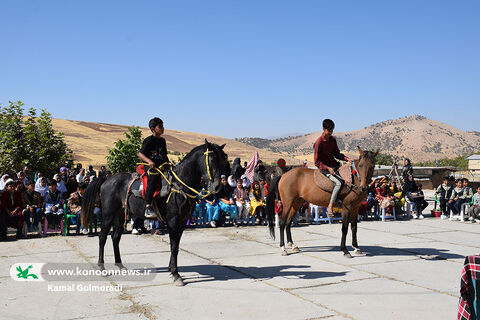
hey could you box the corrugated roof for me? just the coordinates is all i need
[466,155,480,160]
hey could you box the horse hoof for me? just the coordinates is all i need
[115,263,127,270]
[344,253,353,259]
[354,249,365,256]
[291,246,301,253]
[97,263,105,271]
[173,277,185,286]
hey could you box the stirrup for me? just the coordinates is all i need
[144,206,158,219]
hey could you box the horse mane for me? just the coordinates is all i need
[176,143,225,166]
[361,151,377,163]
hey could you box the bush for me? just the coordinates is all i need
[106,126,143,173]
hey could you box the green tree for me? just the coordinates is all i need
[107,126,143,173]
[375,153,394,166]
[0,101,73,177]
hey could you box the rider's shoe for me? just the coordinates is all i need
[144,205,158,219]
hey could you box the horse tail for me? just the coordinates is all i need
[81,177,106,228]
[266,176,281,240]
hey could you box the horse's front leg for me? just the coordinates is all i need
[279,218,288,256]
[340,214,351,258]
[351,214,364,255]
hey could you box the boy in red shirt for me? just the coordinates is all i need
[313,119,352,215]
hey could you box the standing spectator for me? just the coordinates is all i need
[17,171,27,187]
[468,186,480,223]
[253,160,266,182]
[34,171,43,183]
[22,180,43,233]
[76,168,86,183]
[0,179,23,239]
[98,166,108,179]
[401,158,413,182]
[59,167,69,184]
[249,181,266,225]
[233,179,250,226]
[217,175,238,226]
[23,166,33,183]
[44,179,64,229]
[435,177,453,220]
[86,165,97,179]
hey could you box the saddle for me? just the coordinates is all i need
[135,164,170,199]
[313,163,353,197]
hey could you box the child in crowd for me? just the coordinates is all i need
[44,179,64,229]
[447,179,464,219]
[249,181,265,225]
[216,175,238,226]
[435,176,453,220]
[468,186,480,223]
[233,179,250,226]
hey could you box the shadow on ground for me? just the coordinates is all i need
[147,264,347,284]
[299,245,465,260]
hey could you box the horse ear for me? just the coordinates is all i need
[204,139,210,146]
[374,149,379,157]
[357,146,364,157]
[220,144,226,150]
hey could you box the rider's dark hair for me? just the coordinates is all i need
[322,119,335,130]
[149,117,163,130]
[78,182,88,190]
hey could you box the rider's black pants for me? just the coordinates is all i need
[145,171,160,205]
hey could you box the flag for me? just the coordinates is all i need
[245,151,259,183]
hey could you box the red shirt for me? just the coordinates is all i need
[313,134,347,170]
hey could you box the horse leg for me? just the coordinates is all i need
[279,218,288,256]
[351,214,364,255]
[286,220,300,253]
[341,215,352,258]
[112,218,126,269]
[98,214,114,270]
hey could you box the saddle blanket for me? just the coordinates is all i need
[313,163,352,194]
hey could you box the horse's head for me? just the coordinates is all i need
[354,146,378,191]
[199,139,231,194]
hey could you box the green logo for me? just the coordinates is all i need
[16,265,38,280]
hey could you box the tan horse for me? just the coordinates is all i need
[266,147,378,257]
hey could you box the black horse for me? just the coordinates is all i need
[81,140,230,285]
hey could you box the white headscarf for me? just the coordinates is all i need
[53,174,67,194]
[35,177,48,197]
[0,174,9,191]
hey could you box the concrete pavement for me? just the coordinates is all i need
[1,217,478,320]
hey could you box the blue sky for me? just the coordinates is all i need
[1,1,479,138]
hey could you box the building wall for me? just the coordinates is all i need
[468,159,480,171]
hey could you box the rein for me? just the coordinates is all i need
[344,160,369,193]
[137,147,215,203]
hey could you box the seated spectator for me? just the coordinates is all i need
[23,166,33,183]
[17,171,27,187]
[249,181,266,225]
[415,184,429,217]
[233,179,250,226]
[15,180,26,194]
[204,193,220,228]
[67,182,89,234]
[76,168,86,183]
[390,181,405,214]
[435,176,453,219]
[0,179,23,239]
[462,178,474,203]
[44,179,64,229]
[468,186,480,223]
[53,174,67,196]
[0,174,10,191]
[376,179,394,215]
[216,175,238,226]
[402,174,425,219]
[22,180,43,233]
[35,177,49,199]
[34,171,43,183]
[447,179,465,219]
[192,180,207,226]
[66,174,79,199]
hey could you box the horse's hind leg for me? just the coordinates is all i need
[286,220,300,253]
[112,217,126,269]
[98,214,114,270]
[279,218,288,256]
